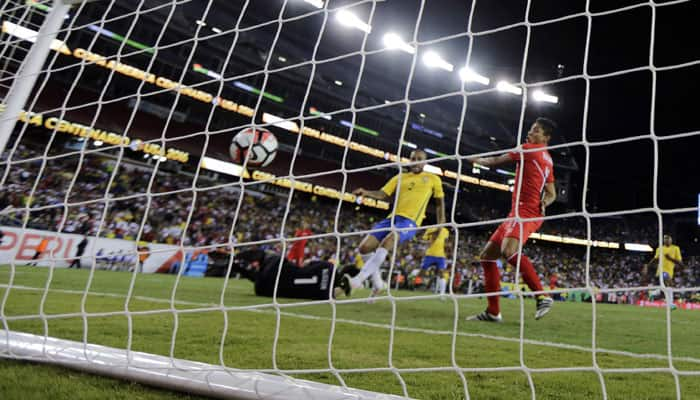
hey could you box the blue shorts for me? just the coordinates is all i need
[659,272,671,281]
[370,216,418,244]
[421,256,446,270]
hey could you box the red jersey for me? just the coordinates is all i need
[508,143,555,218]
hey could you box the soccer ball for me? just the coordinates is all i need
[229,127,278,167]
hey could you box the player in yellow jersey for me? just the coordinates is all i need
[340,150,445,297]
[420,227,450,296]
[644,234,684,306]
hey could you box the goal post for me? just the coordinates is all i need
[0,0,71,155]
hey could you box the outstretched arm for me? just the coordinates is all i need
[353,188,390,201]
[467,153,513,168]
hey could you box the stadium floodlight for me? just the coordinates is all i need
[1,21,71,55]
[195,20,206,26]
[200,156,245,177]
[624,243,654,252]
[532,89,559,104]
[334,80,343,86]
[496,80,523,95]
[336,9,371,33]
[422,51,453,72]
[459,67,490,85]
[211,27,222,34]
[93,140,103,147]
[423,164,443,175]
[303,0,325,8]
[263,112,300,132]
[402,142,417,149]
[383,33,415,54]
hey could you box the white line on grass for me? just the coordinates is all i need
[4,284,700,366]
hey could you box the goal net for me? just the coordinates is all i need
[1,0,699,399]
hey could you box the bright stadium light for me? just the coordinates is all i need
[195,20,206,26]
[532,89,559,104]
[200,156,245,177]
[211,27,222,34]
[423,51,453,72]
[93,140,103,147]
[402,142,417,149]
[383,33,415,54]
[624,243,654,252]
[2,21,71,54]
[336,9,371,33]
[263,112,300,132]
[496,80,523,95]
[423,164,443,175]
[459,67,490,85]
[303,0,325,8]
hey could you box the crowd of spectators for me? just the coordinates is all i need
[1,143,697,299]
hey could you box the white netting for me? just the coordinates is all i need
[0,0,699,399]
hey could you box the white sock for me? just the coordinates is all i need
[355,248,388,284]
[438,277,446,295]
[371,270,384,290]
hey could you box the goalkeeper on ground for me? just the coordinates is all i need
[208,249,351,300]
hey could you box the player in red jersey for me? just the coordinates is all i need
[286,222,312,267]
[466,117,558,322]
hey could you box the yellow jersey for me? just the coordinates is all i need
[655,244,682,278]
[425,227,449,258]
[381,172,444,226]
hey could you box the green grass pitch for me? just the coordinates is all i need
[0,266,698,400]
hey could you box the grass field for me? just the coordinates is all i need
[0,266,699,400]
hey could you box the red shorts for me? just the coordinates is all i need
[488,218,543,246]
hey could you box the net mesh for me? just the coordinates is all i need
[0,0,699,399]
